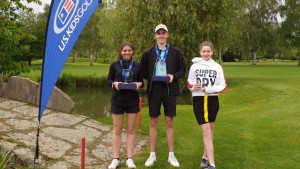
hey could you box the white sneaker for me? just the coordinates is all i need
[145,154,157,167]
[168,154,180,167]
[108,159,120,169]
[126,158,136,168]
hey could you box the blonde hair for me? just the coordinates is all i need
[199,41,214,51]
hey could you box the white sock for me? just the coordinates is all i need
[202,156,208,160]
[210,163,216,168]
[150,152,156,156]
[169,152,174,157]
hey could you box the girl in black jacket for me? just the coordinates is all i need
[107,42,143,169]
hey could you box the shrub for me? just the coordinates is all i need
[222,51,237,62]
[56,73,107,87]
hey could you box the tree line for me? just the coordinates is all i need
[1,0,299,79]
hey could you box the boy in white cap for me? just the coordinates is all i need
[140,24,186,167]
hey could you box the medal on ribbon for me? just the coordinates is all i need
[155,44,169,76]
[120,59,133,83]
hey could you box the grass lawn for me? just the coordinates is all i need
[99,61,300,169]
[20,57,111,82]
[19,58,300,168]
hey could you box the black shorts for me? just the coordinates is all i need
[193,96,219,125]
[111,104,139,114]
[148,83,176,117]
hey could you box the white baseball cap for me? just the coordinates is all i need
[155,24,168,32]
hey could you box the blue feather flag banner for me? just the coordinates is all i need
[39,0,101,121]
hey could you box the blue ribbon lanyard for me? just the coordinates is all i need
[120,59,133,81]
[155,44,169,64]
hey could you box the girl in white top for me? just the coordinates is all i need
[187,41,227,169]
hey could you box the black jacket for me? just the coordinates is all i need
[107,59,144,106]
[141,45,186,96]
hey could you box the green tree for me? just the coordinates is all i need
[78,11,102,66]
[18,10,37,66]
[24,4,49,65]
[97,0,243,63]
[279,0,300,66]
[96,1,130,61]
[241,0,279,65]
[95,0,292,67]
[0,0,41,78]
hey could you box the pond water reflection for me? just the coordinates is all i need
[61,87,192,120]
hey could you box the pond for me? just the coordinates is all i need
[61,87,193,120]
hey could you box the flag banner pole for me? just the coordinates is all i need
[34,0,55,164]
[34,0,102,164]
[34,121,40,164]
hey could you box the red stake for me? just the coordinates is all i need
[81,137,85,169]
[138,97,142,128]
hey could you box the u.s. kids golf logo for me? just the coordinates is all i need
[53,0,78,34]
[53,0,94,51]
[58,0,75,24]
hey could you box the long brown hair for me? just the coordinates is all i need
[199,41,214,51]
[118,42,134,61]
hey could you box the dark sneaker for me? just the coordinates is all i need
[207,165,216,169]
[200,158,208,168]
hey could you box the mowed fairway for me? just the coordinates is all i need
[20,58,110,82]
[126,61,300,169]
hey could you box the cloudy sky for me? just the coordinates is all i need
[22,0,52,14]
[22,0,284,22]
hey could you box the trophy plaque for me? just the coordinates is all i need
[151,75,170,82]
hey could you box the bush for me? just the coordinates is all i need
[56,73,107,87]
[287,55,298,60]
[222,51,237,62]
